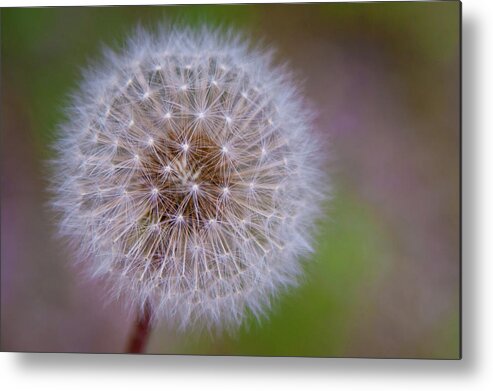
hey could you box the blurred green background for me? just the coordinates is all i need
[1,2,460,358]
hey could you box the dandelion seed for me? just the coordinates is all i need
[50,26,327,333]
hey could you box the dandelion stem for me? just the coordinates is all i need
[126,300,152,353]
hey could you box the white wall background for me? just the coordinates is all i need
[0,0,490,390]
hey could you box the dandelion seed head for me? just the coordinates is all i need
[50,26,327,333]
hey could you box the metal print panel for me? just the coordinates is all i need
[0,1,461,358]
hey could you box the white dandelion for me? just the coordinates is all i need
[50,26,327,333]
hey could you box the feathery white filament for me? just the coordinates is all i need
[51,26,326,332]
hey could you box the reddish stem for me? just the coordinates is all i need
[126,301,152,354]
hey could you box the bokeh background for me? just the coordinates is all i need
[1,2,460,358]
